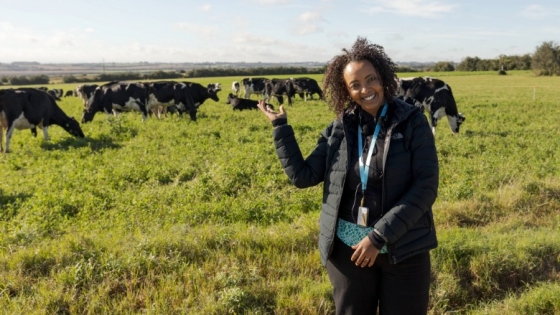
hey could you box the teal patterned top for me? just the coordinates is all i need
[336,218,388,253]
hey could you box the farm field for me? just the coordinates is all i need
[1,71,559,314]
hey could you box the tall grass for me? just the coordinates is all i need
[1,72,559,314]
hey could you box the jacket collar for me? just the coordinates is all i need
[342,97,418,127]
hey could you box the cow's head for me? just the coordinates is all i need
[63,117,85,137]
[81,88,104,123]
[207,86,219,102]
[81,109,95,123]
[226,93,235,104]
[449,113,466,134]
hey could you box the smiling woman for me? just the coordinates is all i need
[257,37,439,315]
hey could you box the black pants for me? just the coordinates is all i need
[326,237,431,315]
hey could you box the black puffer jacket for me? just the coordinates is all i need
[272,99,438,265]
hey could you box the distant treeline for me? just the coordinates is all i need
[0,75,50,85]
[183,66,326,78]
[61,70,183,83]
[2,42,558,86]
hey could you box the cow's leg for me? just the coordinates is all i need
[42,126,50,141]
[430,114,438,135]
[0,127,4,152]
[4,124,16,153]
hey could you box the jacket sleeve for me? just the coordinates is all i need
[272,123,331,188]
[373,111,439,243]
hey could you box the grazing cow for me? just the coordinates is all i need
[174,81,220,121]
[397,76,466,134]
[47,89,62,101]
[242,77,268,99]
[263,78,297,106]
[396,95,423,108]
[0,88,84,152]
[226,93,274,111]
[64,90,74,97]
[291,77,323,101]
[208,83,222,92]
[49,89,64,98]
[81,81,150,123]
[75,84,99,108]
[232,81,240,96]
[146,81,193,119]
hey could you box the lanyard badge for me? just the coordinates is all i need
[357,103,388,227]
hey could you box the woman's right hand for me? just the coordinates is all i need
[257,100,287,122]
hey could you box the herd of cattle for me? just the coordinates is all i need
[0,76,465,152]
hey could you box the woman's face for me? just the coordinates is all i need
[343,60,385,116]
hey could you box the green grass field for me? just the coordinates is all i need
[1,72,559,314]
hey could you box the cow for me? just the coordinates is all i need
[232,81,240,96]
[64,90,74,97]
[397,76,465,134]
[49,89,64,99]
[291,77,323,101]
[208,83,222,92]
[158,81,220,121]
[396,95,423,108]
[226,93,274,111]
[75,84,99,108]
[151,81,220,121]
[0,88,84,152]
[47,89,62,101]
[81,81,150,123]
[242,77,268,99]
[146,81,192,119]
[263,78,297,106]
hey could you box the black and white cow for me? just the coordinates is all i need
[175,81,220,121]
[208,83,222,92]
[75,84,99,108]
[146,81,192,119]
[397,76,465,134]
[396,95,423,108]
[242,77,268,99]
[47,89,62,101]
[64,90,74,97]
[291,77,323,101]
[49,89,64,99]
[0,88,84,152]
[264,78,297,106]
[226,93,274,111]
[232,81,240,96]
[81,81,150,123]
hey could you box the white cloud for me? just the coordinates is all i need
[232,32,279,45]
[299,12,321,22]
[292,11,324,35]
[197,4,212,11]
[84,27,95,33]
[296,24,323,35]
[521,5,552,19]
[255,0,291,4]
[174,22,219,37]
[363,0,457,18]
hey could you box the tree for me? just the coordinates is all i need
[432,61,455,72]
[456,56,481,71]
[532,41,560,76]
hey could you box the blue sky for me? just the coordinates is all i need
[1,0,559,64]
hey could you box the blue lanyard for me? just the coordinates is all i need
[358,103,388,196]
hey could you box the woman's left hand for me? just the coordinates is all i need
[351,236,379,268]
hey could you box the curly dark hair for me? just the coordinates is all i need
[322,37,398,117]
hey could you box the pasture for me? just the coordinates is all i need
[1,72,559,314]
